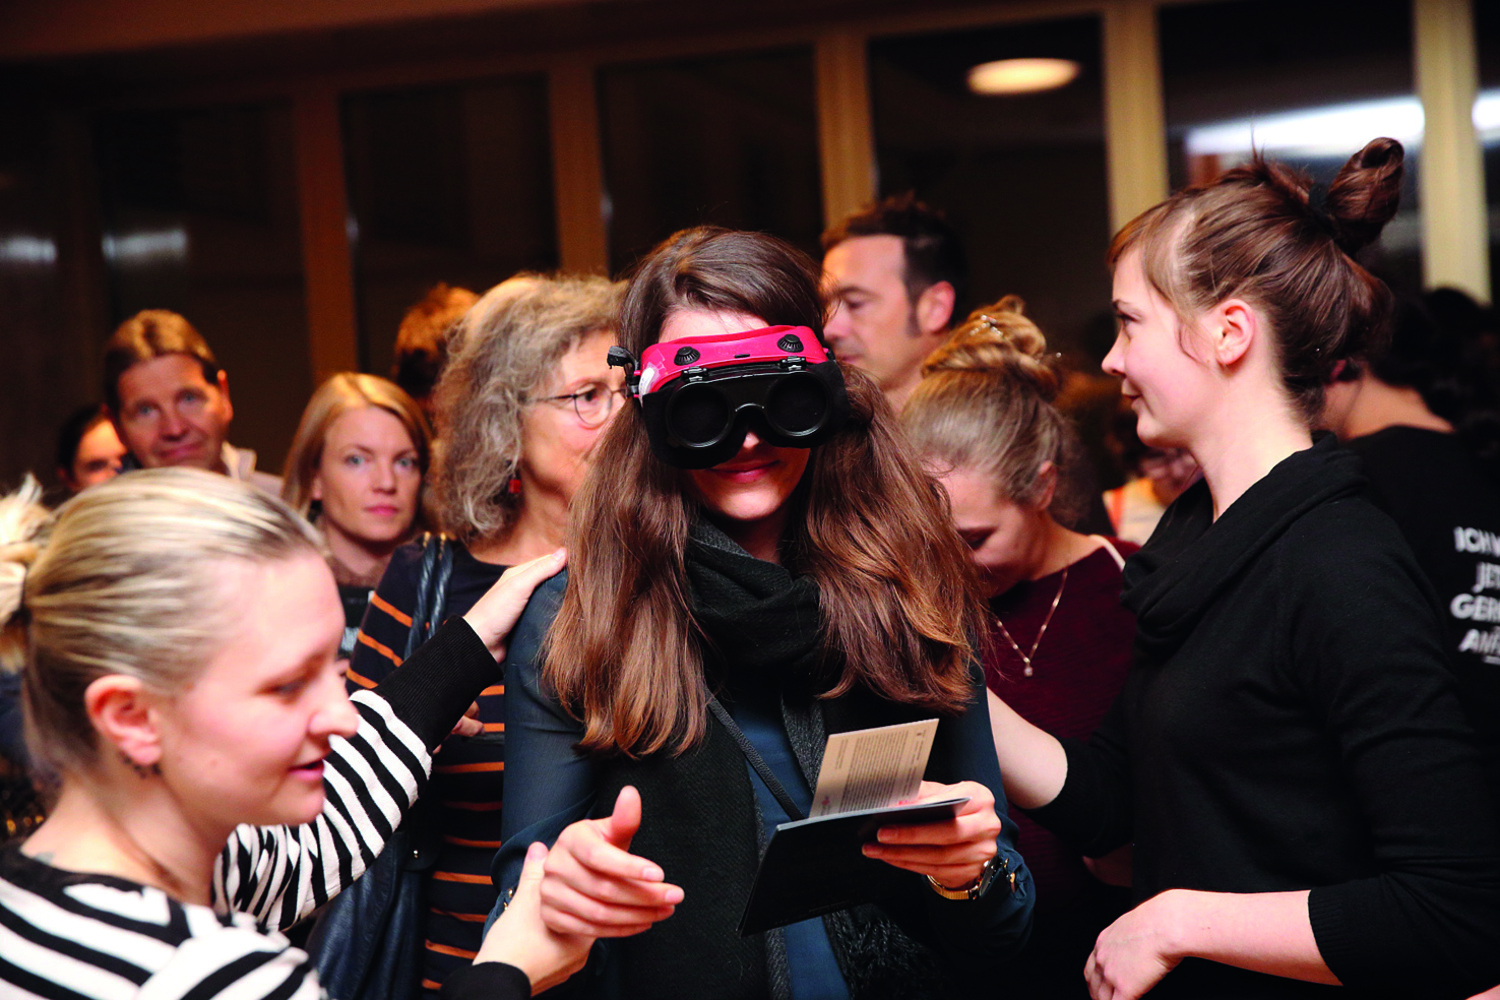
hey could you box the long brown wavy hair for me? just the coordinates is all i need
[543,227,987,756]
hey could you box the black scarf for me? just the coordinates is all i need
[685,519,825,692]
[680,518,946,1000]
[1122,434,1366,663]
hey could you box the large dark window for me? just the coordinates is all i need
[869,18,1113,363]
[599,47,823,275]
[1476,2,1500,299]
[344,77,557,376]
[1160,0,1421,295]
[0,104,71,489]
[96,103,310,471]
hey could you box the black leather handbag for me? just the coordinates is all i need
[306,534,453,1000]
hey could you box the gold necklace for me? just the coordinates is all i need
[994,565,1068,678]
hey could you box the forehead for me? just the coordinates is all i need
[659,309,767,344]
[1112,250,1166,309]
[823,234,907,288]
[936,464,1020,521]
[117,353,215,404]
[534,328,618,391]
[325,405,414,451]
[188,554,341,692]
[76,419,124,456]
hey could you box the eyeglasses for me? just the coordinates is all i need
[527,383,622,428]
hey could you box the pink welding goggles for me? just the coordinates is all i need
[608,325,850,469]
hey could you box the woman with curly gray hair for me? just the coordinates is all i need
[339,271,622,998]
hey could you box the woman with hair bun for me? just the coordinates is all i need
[903,297,1136,998]
[988,138,1500,999]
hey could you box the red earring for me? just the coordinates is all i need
[507,477,522,495]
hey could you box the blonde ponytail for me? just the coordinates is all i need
[0,476,51,674]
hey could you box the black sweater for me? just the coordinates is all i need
[1030,437,1500,999]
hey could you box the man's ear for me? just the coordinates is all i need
[85,675,163,769]
[1209,298,1256,367]
[216,369,234,424]
[914,281,957,338]
[106,409,138,465]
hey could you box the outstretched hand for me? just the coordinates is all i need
[462,548,566,659]
[539,785,683,938]
[475,841,592,995]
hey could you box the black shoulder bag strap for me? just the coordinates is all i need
[405,533,454,659]
[400,532,452,872]
[707,696,806,823]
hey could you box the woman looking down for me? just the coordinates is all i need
[903,297,1137,998]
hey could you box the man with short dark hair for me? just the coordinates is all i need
[821,193,967,409]
[103,309,281,494]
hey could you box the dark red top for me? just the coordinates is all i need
[985,539,1138,913]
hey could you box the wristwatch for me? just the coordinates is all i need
[926,852,1012,901]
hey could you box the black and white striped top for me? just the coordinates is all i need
[0,619,502,1000]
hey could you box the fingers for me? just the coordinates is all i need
[554,812,665,884]
[449,702,484,738]
[1085,950,1106,1000]
[518,839,549,888]
[539,798,683,939]
[863,780,1000,883]
[504,547,570,587]
[540,879,675,937]
[604,785,642,850]
[871,781,999,848]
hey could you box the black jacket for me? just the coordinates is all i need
[495,571,1034,1000]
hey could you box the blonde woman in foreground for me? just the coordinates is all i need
[0,469,668,999]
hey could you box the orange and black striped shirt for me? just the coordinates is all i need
[347,540,508,998]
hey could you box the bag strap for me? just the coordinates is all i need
[707,697,806,822]
[404,534,454,659]
[399,534,455,862]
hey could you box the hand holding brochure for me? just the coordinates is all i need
[738,719,968,935]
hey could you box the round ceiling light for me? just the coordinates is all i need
[967,58,1081,96]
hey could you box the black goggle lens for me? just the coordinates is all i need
[763,371,828,436]
[667,382,732,447]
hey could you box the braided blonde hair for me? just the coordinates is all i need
[903,296,1083,521]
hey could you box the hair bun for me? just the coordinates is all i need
[922,295,1059,401]
[1324,137,1404,254]
[0,476,49,645]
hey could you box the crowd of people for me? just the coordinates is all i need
[3,134,1500,1000]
